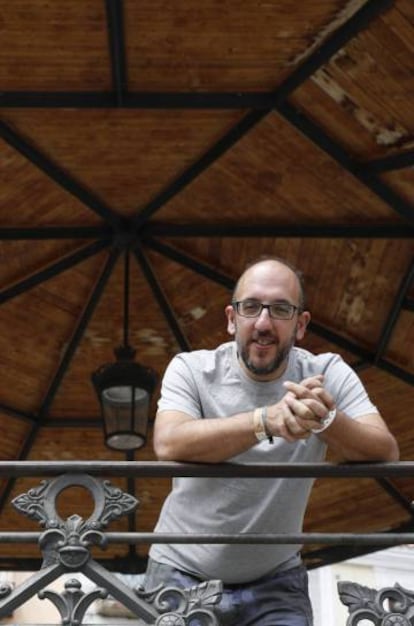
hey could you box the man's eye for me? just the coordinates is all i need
[242,302,260,314]
[271,304,291,316]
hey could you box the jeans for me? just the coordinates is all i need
[145,558,314,626]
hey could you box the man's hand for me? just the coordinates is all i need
[265,375,336,442]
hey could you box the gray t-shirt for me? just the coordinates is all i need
[150,342,377,584]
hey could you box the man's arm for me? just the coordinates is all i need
[313,411,399,462]
[154,369,398,463]
[154,377,336,463]
[153,409,259,463]
[153,387,321,463]
[282,379,399,462]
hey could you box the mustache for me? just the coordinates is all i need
[253,330,276,338]
[251,331,277,342]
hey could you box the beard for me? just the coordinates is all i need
[238,329,296,377]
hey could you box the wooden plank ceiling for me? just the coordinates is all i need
[0,0,413,572]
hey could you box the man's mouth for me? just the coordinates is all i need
[252,336,276,348]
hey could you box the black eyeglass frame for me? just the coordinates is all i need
[232,300,301,320]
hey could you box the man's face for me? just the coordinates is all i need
[225,261,310,381]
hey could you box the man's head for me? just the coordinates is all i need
[225,257,310,380]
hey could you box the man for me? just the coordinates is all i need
[145,257,399,625]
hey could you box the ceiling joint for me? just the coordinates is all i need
[143,222,414,239]
[374,259,414,363]
[0,239,111,306]
[133,245,192,352]
[276,102,414,224]
[39,246,122,418]
[131,0,389,226]
[0,121,123,227]
[364,149,414,174]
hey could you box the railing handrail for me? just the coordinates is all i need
[0,531,413,547]
[0,460,411,478]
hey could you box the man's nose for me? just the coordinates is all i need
[254,307,273,329]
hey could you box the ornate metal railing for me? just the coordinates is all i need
[338,580,414,625]
[0,461,413,625]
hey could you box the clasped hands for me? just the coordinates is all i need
[265,374,336,442]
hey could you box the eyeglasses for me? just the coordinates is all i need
[232,300,300,320]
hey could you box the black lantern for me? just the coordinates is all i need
[92,251,157,451]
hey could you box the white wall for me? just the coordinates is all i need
[309,545,414,625]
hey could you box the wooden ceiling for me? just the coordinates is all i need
[0,0,413,573]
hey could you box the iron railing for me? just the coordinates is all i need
[0,461,413,625]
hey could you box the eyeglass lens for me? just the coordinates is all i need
[235,301,296,319]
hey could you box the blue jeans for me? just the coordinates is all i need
[145,558,313,626]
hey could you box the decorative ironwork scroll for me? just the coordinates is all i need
[137,579,223,625]
[338,580,414,625]
[0,473,223,625]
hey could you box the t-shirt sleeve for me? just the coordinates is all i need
[325,355,378,418]
[157,354,202,418]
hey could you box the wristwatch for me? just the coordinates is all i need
[311,408,337,434]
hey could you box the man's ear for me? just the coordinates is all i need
[225,304,236,336]
[296,310,311,341]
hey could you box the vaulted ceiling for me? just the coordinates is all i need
[0,0,413,572]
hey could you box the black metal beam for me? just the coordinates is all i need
[0,121,122,227]
[105,0,127,106]
[0,402,36,424]
[0,421,42,515]
[270,0,394,102]
[276,101,414,224]
[310,321,414,385]
[40,246,122,417]
[309,321,372,359]
[0,226,111,240]
[304,519,414,570]
[0,239,111,305]
[374,259,414,362]
[132,0,390,228]
[375,478,414,517]
[0,247,121,516]
[133,112,267,227]
[353,356,413,385]
[0,91,278,109]
[0,0,393,113]
[375,358,414,386]
[365,149,414,174]
[143,222,414,239]
[133,245,192,352]
[144,237,234,290]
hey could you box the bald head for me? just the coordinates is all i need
[226,257,309,379]
[233,258,305,311]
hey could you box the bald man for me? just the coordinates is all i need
[145,257,398,626]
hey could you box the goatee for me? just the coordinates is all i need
[239,332,296,376]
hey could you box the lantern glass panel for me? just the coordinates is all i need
[102,386,149,450]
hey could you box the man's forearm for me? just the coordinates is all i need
[316,411,399,462]
[153,410,259,463]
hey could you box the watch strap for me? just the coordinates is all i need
[311,408,337,434]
